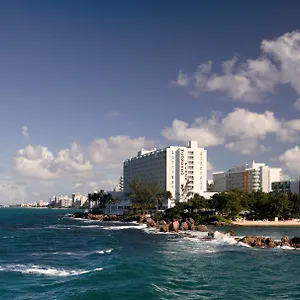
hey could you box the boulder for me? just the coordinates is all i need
[289,237,300,248]
[170,220,180,232]
[196,225,208,232]
[281,236,290,247]
[239,236,279,248]
[188,224,196,231]
[145,217,156,227]
[226,230,237,236]
[188,217,195,224]
[160,224,170,233]
[72,212,87,219]
[157,220,167,226]
[180,221,189,231]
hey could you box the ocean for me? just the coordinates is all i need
[1,208,300,300]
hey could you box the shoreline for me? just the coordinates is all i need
[232,220,300,227]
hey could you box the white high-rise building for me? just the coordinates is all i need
[123,141,207,201]
[212,161,281,193]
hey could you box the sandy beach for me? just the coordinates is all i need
[233,220,300,226]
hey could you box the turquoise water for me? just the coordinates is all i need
[1,208,300,300]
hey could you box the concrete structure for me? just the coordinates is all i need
[104,191,131,215]
[49,195,73,207]
[72,193,87,208]
[123,141,207,201]
[272,180,300,194]
[114,176,124,192]
[212,161,281,193]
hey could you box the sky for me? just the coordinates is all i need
[0,0,300,204]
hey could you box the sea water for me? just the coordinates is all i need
[1,208,300,300]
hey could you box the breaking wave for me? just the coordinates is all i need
[0,264,103,277]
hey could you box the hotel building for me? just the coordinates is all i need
[272,180,300,194]
[212,161,282,193]
[123,141,207,201]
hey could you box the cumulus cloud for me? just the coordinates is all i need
[15,143,93,179]
[293,98,300,110]
[174,31,300,102]
[0,176,26,204]
[161,113,224,148]
[22,126,29,138]
[277,146,300,178]
[89,135,155,167]
[162,108,300,155]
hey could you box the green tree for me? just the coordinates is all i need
[128,178,170,214]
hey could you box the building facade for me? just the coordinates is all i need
[212,161,281,193]
[272,180,300,194]
[123,141,207,201]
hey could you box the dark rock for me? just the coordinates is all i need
[157,220,167,226]
[160,224,170,233]
[145,217,156,227]
[281,235,290,247]
[180,221,189,231]
[188,217,195,224]
[188,224,196,230]
[226,230,237,236]
[289,237,300,248]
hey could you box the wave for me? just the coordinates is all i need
[0,264,103,277]
[102,224,147,230]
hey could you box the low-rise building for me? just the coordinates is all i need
[212,161,281,193]
[272,180,300,194]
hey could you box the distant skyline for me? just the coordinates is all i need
[0,0,300,204]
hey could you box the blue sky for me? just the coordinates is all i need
[0,1,300,204]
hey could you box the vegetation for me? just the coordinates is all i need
[128,178,172,214]
[163,190,300,223]
[86,179,300,224]
[88,190,116,213]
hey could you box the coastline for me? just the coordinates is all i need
[232,220,300,227]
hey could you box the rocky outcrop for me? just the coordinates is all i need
[238,235,300,249]
[72,212,211,233]
[238,236,280,248]
[226,230,237,236]
[160,224,170,233]
[170,220,180,232]
[196,225,208,232]
[281,236,290,247]
[180,221,189,231]
[289,237,300,248]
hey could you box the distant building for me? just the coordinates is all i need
[123,141,208,202]
[104,191,131,215]
[212,161,282,193]
[272,180,300,194]
[49,195,73,208]
[72,193,87,208]
[114,176,124,192]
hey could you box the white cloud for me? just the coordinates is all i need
[22,126,29,138]
[89,135,155,167]
[0,176,26,204]
[277,146,300,178]
[162,108,300,155]
[293,98,300,110]
[225,139,271,155]
[161,114,224,148]
[174,31,300,102]
[15,143,93,179]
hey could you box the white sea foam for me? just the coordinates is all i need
[102,224,147,230]
[0,264,103,277]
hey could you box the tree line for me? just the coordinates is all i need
[87,179,300,222]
